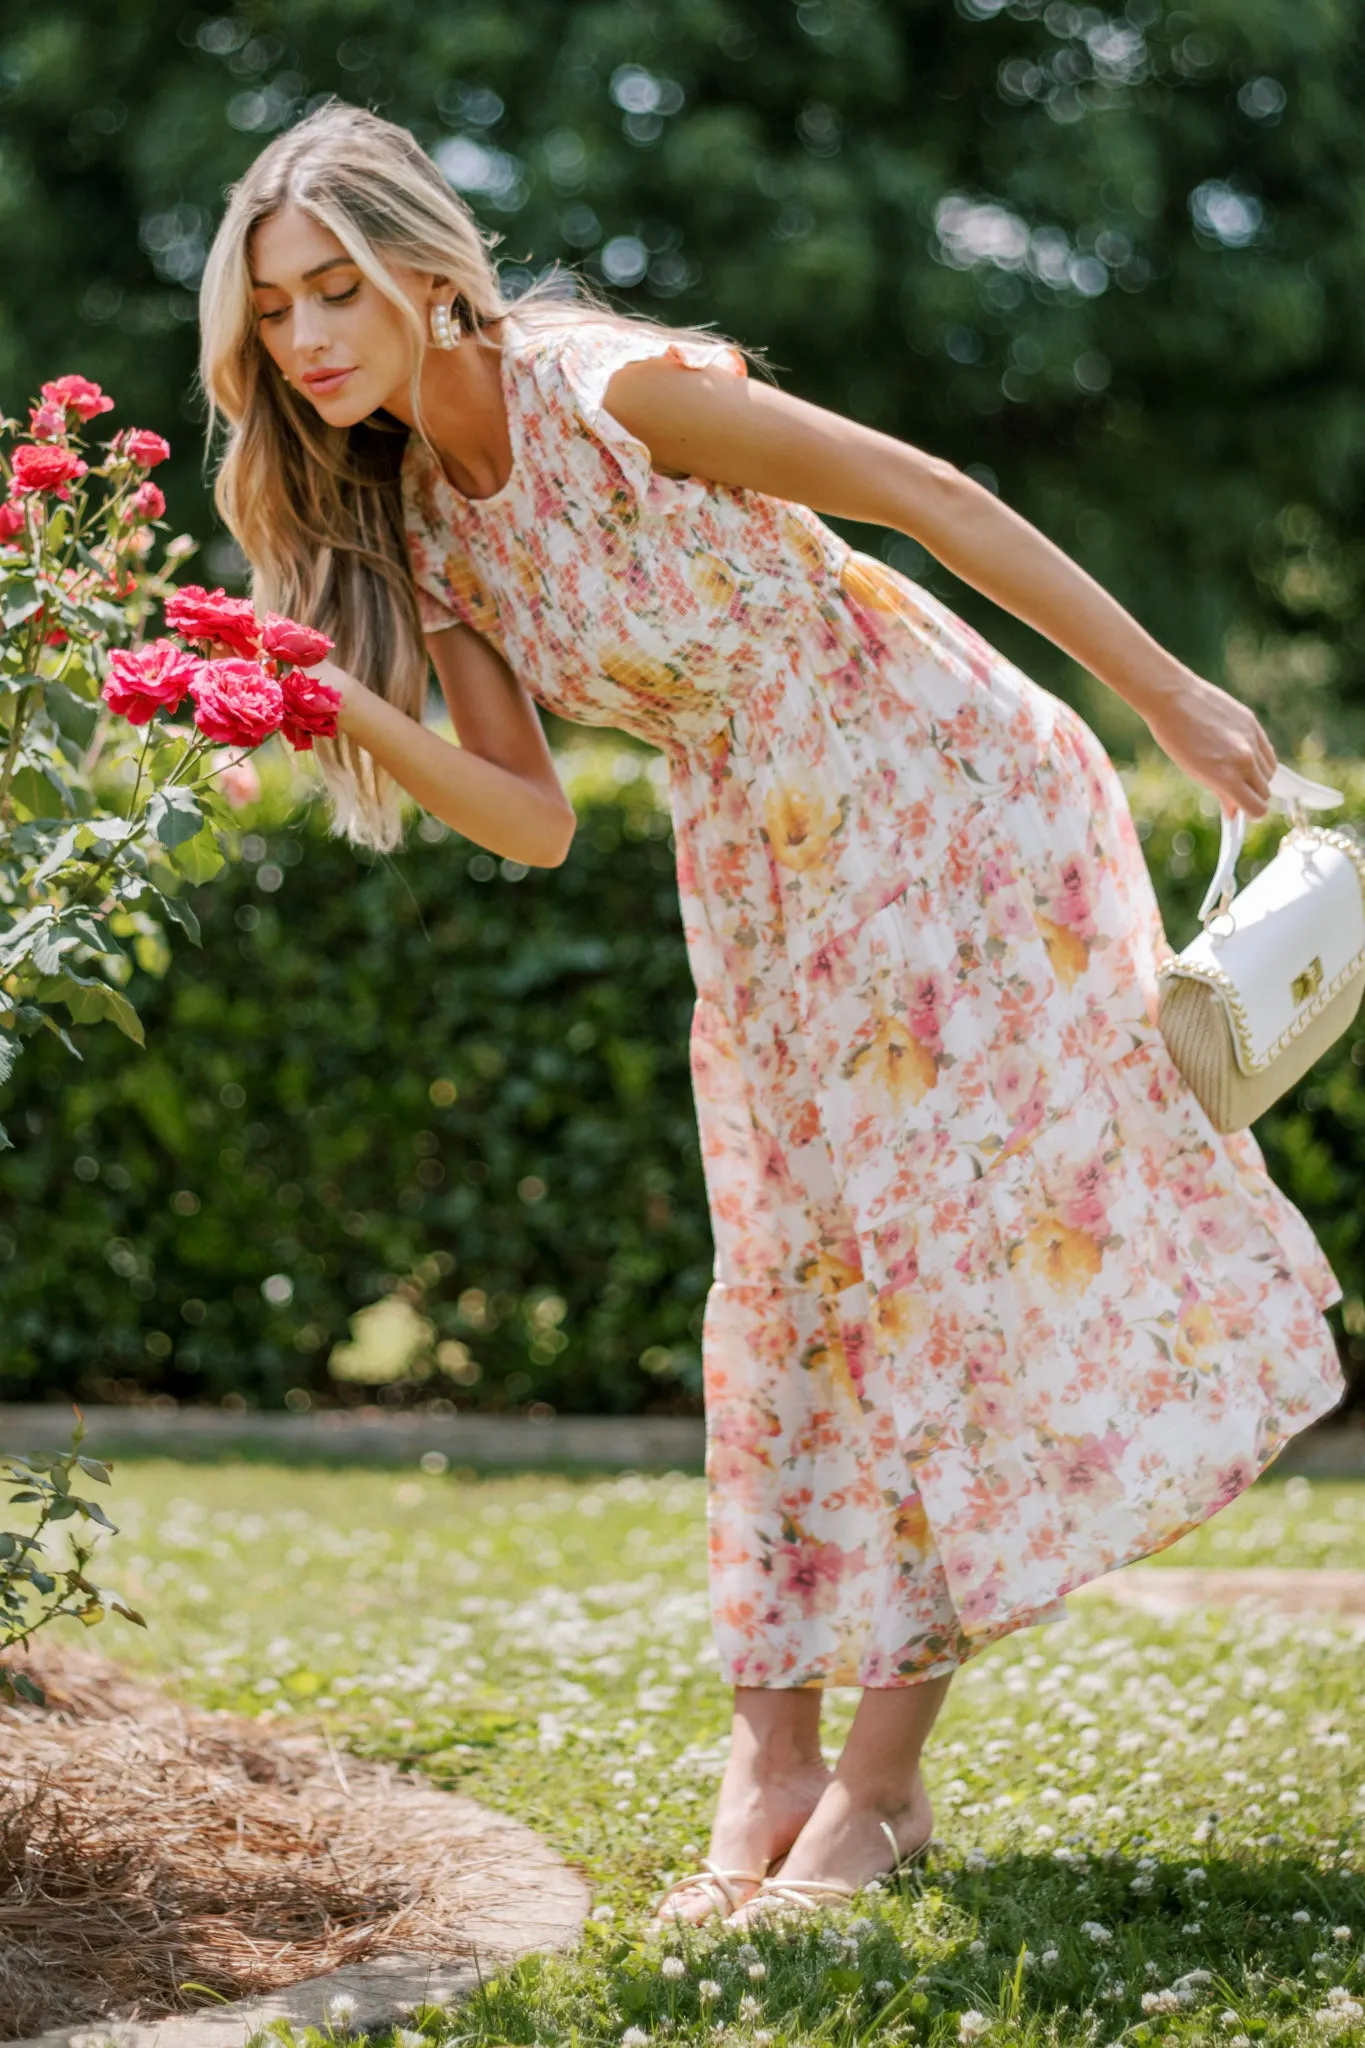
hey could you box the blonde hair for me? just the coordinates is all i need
[198,96,754,851]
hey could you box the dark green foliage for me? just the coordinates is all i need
[1,765,1361,1415]
[0,778,715,1413]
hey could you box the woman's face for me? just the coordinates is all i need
[248,204,430,425]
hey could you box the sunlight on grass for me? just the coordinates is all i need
[83,1462,1363,2047]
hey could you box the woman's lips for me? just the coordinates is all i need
[302,367,355,395]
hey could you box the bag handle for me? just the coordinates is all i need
[1197,764,1345,926]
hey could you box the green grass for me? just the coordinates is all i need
[62,1463,1365,2045]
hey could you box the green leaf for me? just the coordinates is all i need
[10,763,69,819]
[2,583,42,629]
[74,1496,115,1528]
[0,669,41,700]
[169,826,225,884]
[0,1034,17,1086]
[101,985,146,1046]
[160,892,202,946]
[44,681,98,748]
[75,1456,112,1485]
[147,785,205,850]
[46,1497,78,1520]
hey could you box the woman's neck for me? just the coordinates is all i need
[384,315,513,501]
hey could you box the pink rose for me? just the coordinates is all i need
[101,639,202,725]
[119,428,172,468]
[28,403,69,441]
[211,748,262,809]
[40,374,115,422]
[164,583,262,659]
[11,443,89,499]
[261,612,334,667]
[277,667,341,752]
[126,480,166,520]
[0,497,24,542]
[188,657,284,747]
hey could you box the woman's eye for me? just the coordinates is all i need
[256,282,359,323]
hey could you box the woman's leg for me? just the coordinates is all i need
[652,1684,833,1923]
[725,1671,952,1924]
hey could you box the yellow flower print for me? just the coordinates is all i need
[441,550,499,637]
[1174,1297,1221,1371]
[763,782,848,871]
[840,553,912,616]
[1013,1214,1105,1293]
[892,1491,932,1552]
[873,1287,929,1348]
[800,1322,858,1403]
[1035,913,1090,990]
[795,1247,863,1297]
[600,648,693,702]
[690,551,741,609]
[846,1014,939,1107]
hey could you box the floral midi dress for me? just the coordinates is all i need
[401,314,1347,1689]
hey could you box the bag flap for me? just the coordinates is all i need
[1165,828,1365,1073]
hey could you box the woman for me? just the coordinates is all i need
[199,100,1345,1927]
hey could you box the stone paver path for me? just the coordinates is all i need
[1074,1566,1365,1615]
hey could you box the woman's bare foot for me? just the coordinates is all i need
[652,1698,832,1924]
[723,1766,934,1930]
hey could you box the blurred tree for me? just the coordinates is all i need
[0,0,1361,759]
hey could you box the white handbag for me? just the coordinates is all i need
[1156,764,1365,1133]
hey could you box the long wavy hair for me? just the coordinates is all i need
[197,97,753,851]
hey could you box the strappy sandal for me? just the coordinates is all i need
[649,1857,769,1924]
[730,1820,930,1924]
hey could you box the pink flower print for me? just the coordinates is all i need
[1168,1153,1216,1206]
[987,889,1035,944]
[1047,853,1098,939]
[993,1048,1041,1120]
[1051,1153,1112,1238]
[906,970,951,1053]
[768,1535,865,1618]
[1034,1428,1130,1505]
[978,852,1018,895]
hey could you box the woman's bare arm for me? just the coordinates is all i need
[320,622,576,865]
[603,358,1276,818]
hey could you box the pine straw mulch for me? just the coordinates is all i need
[0,1643,512,2041]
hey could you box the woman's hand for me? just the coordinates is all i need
[1142,669,1277,819]
[300,654,360,727]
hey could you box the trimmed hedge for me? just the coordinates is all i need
[1,742,1362,1416]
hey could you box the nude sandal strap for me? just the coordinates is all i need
[651,1859,766,1918]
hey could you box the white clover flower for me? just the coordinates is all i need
[1103,1981,1126,2001]
[1034,1824,1056,1840]
[1229,2035,1251,2046]
[958,2011,989,2041]
[1103,1805,1126,1823]
[734,1943,759,1963]
[1181,1921,1203,1935]
[660,1955,687,1980]
[698,1979,722,2003]
[964,1849,990,1873]
[738,1994,762,2021]
[752,2034,773,2046]
[591,1903,616,1922]
[1292,1910,1312,1924]
[1080,1922,1112,1945]
[1142,1990,1180,2015]
[324,1994,358,2030]
[394,2032,426,2048]
[1144,1963,1161,1978]
[967,1939,987,1957]
[1332,1926,1353,1942]
[1041,1949,1060,1968]
[747,1960,767,1982]
[873,1980,896,1997]
[621,2031,650,2047]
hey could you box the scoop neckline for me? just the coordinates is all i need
[415,314,524,514]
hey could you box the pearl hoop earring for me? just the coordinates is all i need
[429,299,461,350]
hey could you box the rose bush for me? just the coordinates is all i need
[0,374,340,1148]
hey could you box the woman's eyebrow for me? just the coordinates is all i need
[249,255,356,289]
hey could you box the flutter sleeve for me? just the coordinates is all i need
[535,319,749,519]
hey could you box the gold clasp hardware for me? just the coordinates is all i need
[1290,956,1323,1005]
